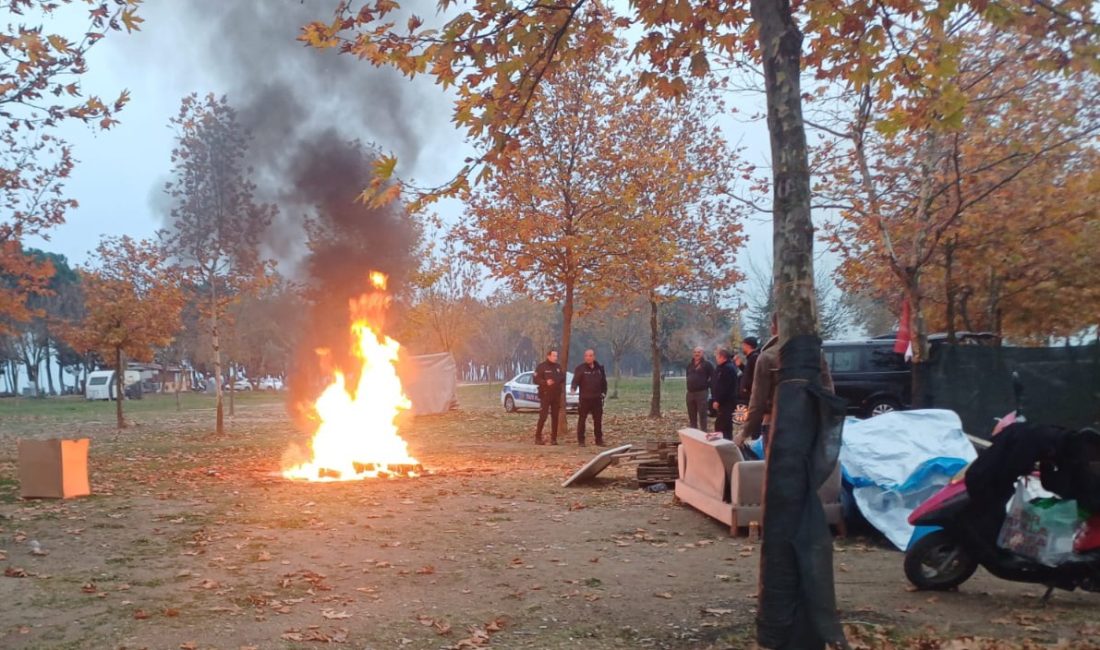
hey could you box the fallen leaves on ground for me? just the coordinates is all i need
[418,614,454,636]
[281,627,349,643]
[443,617,506,649]
[845,622,1099,649]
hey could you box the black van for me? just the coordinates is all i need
[823,339,909,417]
[825,332,997,417]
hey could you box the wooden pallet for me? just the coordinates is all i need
[613,440,681,486]
[608,441,680,467]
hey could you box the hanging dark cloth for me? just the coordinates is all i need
[757,334,849,650]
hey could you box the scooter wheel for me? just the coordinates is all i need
[904,530,979,591]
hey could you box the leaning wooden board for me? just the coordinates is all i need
[561,444,634,487]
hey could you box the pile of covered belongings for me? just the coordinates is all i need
[839,410,977,549]
[969,422,1100,565]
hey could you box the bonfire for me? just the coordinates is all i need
[282,273,421,481]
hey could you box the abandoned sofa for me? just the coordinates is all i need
[674,427,845,536]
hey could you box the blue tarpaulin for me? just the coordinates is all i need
[838,410,977,549]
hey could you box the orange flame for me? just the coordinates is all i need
[282,274,419,481]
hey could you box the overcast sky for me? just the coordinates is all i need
[22,0,836,308]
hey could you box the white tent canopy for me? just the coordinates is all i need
[399,352,459,415]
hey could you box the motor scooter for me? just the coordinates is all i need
[903,378,1100,598]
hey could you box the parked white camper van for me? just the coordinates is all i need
[85,370,140,400]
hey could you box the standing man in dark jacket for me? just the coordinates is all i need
[685,346,714,431]
[737,336,760,404]
[736,314,833,453]
[534,349,565,445]
[710,348,740,440]
[571,349,608,446]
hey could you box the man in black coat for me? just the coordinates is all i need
[571,348,608,446]
[685,346,714,431]
[737,336,760,405]
[710,347,740,440]
[534,349,565,445]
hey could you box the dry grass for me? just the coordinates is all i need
[0,380,1096,649]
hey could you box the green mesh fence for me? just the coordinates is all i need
[927,343,1100,437]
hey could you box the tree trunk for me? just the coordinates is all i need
[44,338,56,396]
[229,361,236,417]
[944,238,957,345]
[22,347,40,396]
[905,275,931,408]
[987,270,1003,344]
[611,351,622,399]
[557,281,574,439]
[212,312,225,436]
[959,289,975,332]
[114,346,126,429]
[648,295,661,419]
[751,0,845,647]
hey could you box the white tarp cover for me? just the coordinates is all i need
[399,353,459,415]
[840,409,977,550]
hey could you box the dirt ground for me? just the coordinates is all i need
[1,385,1098,650]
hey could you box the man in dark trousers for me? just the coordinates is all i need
[685,346,714,431]
[737,336,760,405]
[710,347,740,440]
[571,348,608,446]
[534,349,565,445]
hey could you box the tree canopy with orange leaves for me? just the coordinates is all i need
[66,236,184,429]
[822,28,1099,363]
[609,81,745,417]
[456,47,744,426]
[1,0,141,328]
[301,0,1097,645]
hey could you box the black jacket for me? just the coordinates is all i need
[685,359,714,393]
[534,360,565,397]
[571,362,608,399]
[710,360,739,408]
[738,349,760,402]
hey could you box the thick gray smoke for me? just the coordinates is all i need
[160,0,440,412]
[164,0,433,275]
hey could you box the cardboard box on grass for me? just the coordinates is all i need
[17,438,90,499]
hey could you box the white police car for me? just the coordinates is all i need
[501,371,579,412]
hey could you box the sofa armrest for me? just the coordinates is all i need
[677,428,742,500]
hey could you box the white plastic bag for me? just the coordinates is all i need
[997,478,1080,567]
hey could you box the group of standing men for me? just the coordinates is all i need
[689,315,835,453]
[526,316,832,452]
[685,337,761,440]
[532,348,608,447]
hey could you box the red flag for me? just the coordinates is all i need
[894,299,911,354]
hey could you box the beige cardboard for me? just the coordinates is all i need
[17,438,90,499]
